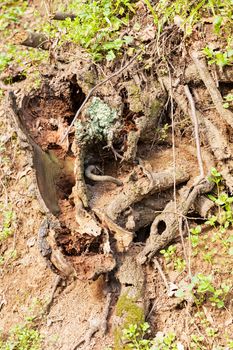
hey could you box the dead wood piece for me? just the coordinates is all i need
[194,195,215,218]
[123,130,140,161]
[105,168,190,221]
[161,77,233,190]
[94,209,133,252]
[137,178,214,264]
[69,254,116,280]
[191,51,233,129]
[75,202,102,237]
[8,92,61,215]
[47,229,76,277]
[113,253,145,349]
[123,192,173,231]
[53,12,76,20]
[60,50,142,142]
[20,32,50,50]
[73,145,89,207]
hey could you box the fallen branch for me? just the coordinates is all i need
[184,64,233,84]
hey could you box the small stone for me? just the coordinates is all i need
[27,236,36,247]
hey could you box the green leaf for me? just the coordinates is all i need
[213,15,222,34]
[175,288,185,298]
[106,50,116,61]
[123,35,134,45]
[224,93,233,102]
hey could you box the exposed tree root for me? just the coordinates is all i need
[137,177,214,264]
[105,168,189,222]
[191,51,233,129]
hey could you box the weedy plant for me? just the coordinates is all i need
[0,324,42,350]
[0,0,27,37]
[0,208,14,241]
[207,167,233,233]
[144,0,233,67]
[160,245,186,272]
[121,322,183,350]
[42,0,135,61]
[223,93,233,109]
[175,273,231,308]
[203,43,233,68]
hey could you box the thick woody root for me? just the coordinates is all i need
[137,178,214,264]
[105,167,190,221]
[161,64,233,191]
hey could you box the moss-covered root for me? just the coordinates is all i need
[113,293,145,350]
[113,254,146,350]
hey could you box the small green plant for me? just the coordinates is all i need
[175,273,231,308]
[0,324,42,350]
[144,0,233,39]
[208,167,223,188]
[203,46,233,67]
[190,334,206,350]
[122,322,152,349]
[122,322,182,349]
[160,245,176,263]
[0,249,17,267]
[206,168,233,233]
[190,225,202,248]
[152,332,181,350]
[157,123,170,142]
[202,249,216,264]
[0,209,14,241]
[174,257,186,272]
[208,192,233,230]
[223,93,233,109]
[43,0,135,61]
[0,0,27,35]
[0,44,48,78]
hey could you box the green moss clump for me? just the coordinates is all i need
[113,293,145,350]
[75,97,118,144]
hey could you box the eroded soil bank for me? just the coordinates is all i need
[1,1,233,349]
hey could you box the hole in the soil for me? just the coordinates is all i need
[4,73,27,84]
[134,225,150,243]
[66,76,86,125]
[47,143,62,149]
[124,283,133,287]
[157,220,166,234]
